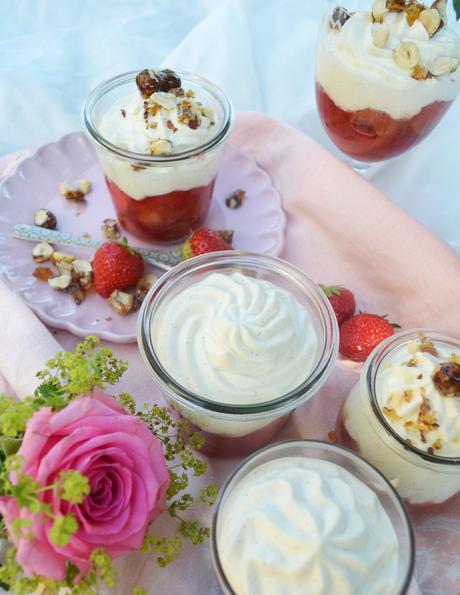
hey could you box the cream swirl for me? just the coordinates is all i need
[99,88,216,155]
[377,338,460,456]
[317,10,460,118]
[150,272,319,404]
[217,457,399,595]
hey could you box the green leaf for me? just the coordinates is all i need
[454,0,460,21]
[319,284,343,297]
[33,382,67,410]
[0,437,22,457]
[65,563,80,586]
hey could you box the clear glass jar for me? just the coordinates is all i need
[211,440,415,595]
[338,329,460,508]
[137,252,338,457]
[83,70,234,243]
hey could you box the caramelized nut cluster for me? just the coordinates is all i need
[432,361,460,397]
[135,69,181,98]
[367,0,459,79]
[381,334,460,455]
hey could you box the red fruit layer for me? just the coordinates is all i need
[105,176,216,243]
[316,83,452,162]
[184,412,291,458]
[335,410,459,509]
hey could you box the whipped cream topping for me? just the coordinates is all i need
[317,9,460,118]
[95,72,225,199]
[151,272,319,405]
[377,337,460,456]
[99,88,216,155]
[217,457,399,595]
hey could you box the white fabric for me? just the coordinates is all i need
[0,0,459,253]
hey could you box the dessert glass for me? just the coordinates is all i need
[316,2,460,172]
[337,329,460,508]
[138,252,338,457]
[83,71,234,243]
[211,440,415,595]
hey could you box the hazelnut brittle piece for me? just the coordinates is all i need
[32,242,54,263]
[432,361,460,397]
[101,219,121,240]
[34,209,57,230]
[108,290,134,316]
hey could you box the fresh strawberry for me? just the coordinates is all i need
[339,313,396,362]
[93,240,144,298]
[182,228,232,259]
[320,284,356,325]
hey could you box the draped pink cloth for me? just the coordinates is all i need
[1,112,459,593]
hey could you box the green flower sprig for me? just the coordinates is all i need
[118,393,218,567]
[0,459,90,546]
[0,336,218,594]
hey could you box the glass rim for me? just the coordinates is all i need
[211,439,415,595]
[364,328,460,466]
[137,251,338,417]
[82,69,234,164]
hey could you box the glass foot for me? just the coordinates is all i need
[344,157,376,178]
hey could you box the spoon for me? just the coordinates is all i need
[11,224,183,271]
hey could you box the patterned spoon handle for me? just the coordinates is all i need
[11,224,183,271]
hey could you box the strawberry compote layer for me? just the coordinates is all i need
[316,8,460,162]
[316,83,452,161]
[106,176,215,243]
[94,68,232,243]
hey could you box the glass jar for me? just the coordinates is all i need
[83,70,234,243]
[338,329,460,508]
[212,440,415,595]
[138,252,338,457]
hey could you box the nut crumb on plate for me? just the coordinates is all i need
[32,242,54,263]
[34,209,57,230]
[33,266,53,281]
[108,290,134,316]
[102,218,121,240]
[48,272,72,291]
[225,189,246,209]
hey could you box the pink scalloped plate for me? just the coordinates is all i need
[0,132,286,342]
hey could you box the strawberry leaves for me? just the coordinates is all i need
[454,0,460,20]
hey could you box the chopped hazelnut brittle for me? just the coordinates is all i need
[101,218,121,240]
[432,361,460,397]
[225,189,246,210]
[108,290,133,316]
[33,266,54,282]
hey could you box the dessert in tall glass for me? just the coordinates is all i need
[83,69,233,242]
[338,330,460,507]
[212,440,414,595]
[138,253,338,457]
[316,0,460,164]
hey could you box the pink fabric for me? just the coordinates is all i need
[1,112,459,593]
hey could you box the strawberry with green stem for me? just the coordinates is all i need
[320,284,356,326]
[182,229,233,260]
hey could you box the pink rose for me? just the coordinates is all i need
[0,388,170,581]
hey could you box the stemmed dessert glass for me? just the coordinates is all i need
[315,0,460,173]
